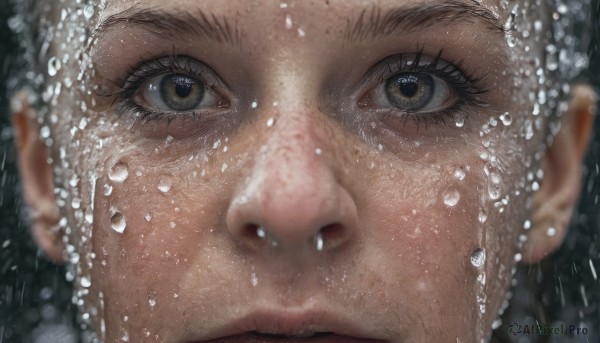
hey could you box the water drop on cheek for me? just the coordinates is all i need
[102,184,112,196]
[157,176,173,193]
[148,294,156,307]
[499,112,513,126]
[470,248,485,268]
[478,209,488,224]
[111,212,126,234]
[443,190,461,207]
[109,162,129,183]
[454,168,466,181]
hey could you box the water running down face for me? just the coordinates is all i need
[11,0,596,342]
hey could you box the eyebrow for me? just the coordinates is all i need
[93,6,242,47]
[344,0,505,42]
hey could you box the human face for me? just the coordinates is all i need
[22,0,582,342]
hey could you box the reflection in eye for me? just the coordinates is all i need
[143,73,217,111]
[378,72,451,112]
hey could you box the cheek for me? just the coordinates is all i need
[358,135,527,336]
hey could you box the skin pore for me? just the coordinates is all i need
[10,0,596,342]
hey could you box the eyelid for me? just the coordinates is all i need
[371,51,488,104]
[115,55,230,106]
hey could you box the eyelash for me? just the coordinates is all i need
[113,55,222,125]
[373,49,489,129]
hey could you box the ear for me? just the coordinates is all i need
[521,85,596,264]
[11,91,64,263]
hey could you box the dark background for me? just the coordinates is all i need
[0,1,599,343]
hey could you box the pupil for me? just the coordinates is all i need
[397,75,420,97]
[175,79,193,98]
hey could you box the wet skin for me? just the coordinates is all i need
[12,0,596,342]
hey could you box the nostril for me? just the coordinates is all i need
[315,223,347,251]
[241,223,262,240]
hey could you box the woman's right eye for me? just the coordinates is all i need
[141,73,219,112]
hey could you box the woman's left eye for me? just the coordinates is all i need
[375,72,451,112]
[142,73,218,112]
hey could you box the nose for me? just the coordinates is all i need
[225,117,358,254]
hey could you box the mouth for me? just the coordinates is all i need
[188,309,389,343]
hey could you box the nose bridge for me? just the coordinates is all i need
[255,109,336,238]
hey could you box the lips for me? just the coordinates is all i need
[198,333,384,342]
[188,309,389,342]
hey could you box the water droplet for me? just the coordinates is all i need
[524,120,534,140]
[80,276,91,288]
[285,14,293,29]
[251,100,258,109]
[145,213,152,222]
[523,220,531,230]
[251,272,258,286]
[454,168,466,180]
[256,226,266,239]
[111,212,126,234]
[148,294,156,307]
[266,117,275,127]
[297,28,305,37]
[478,209,488,223]
[470,248,485,268]
[315,148,322,155]
[47,56,61,77]
[314,231,324,251]
[69,175,79,187]
[169,221,176,229]
[71,197,81,209]
[455,116,465,127]
[506,33,516,47]
[85,210,94,224]
[40,126,51,139]
[120,329,129,342]
[165,135,174,145]
[499,112,512,126]
[103,184,113,196]
[83,4,95,19]
[514,253,522,262]
[109,163,129,183]
[589,259,597,280]
[443,190,460,207]
[157,176,173,193]
[547,227,556,237]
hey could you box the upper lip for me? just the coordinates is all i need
[191,307,389,341]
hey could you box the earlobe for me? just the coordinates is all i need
[522,85,596,264]
[11,91,64,263]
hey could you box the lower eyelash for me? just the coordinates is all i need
[380,102,470,132]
